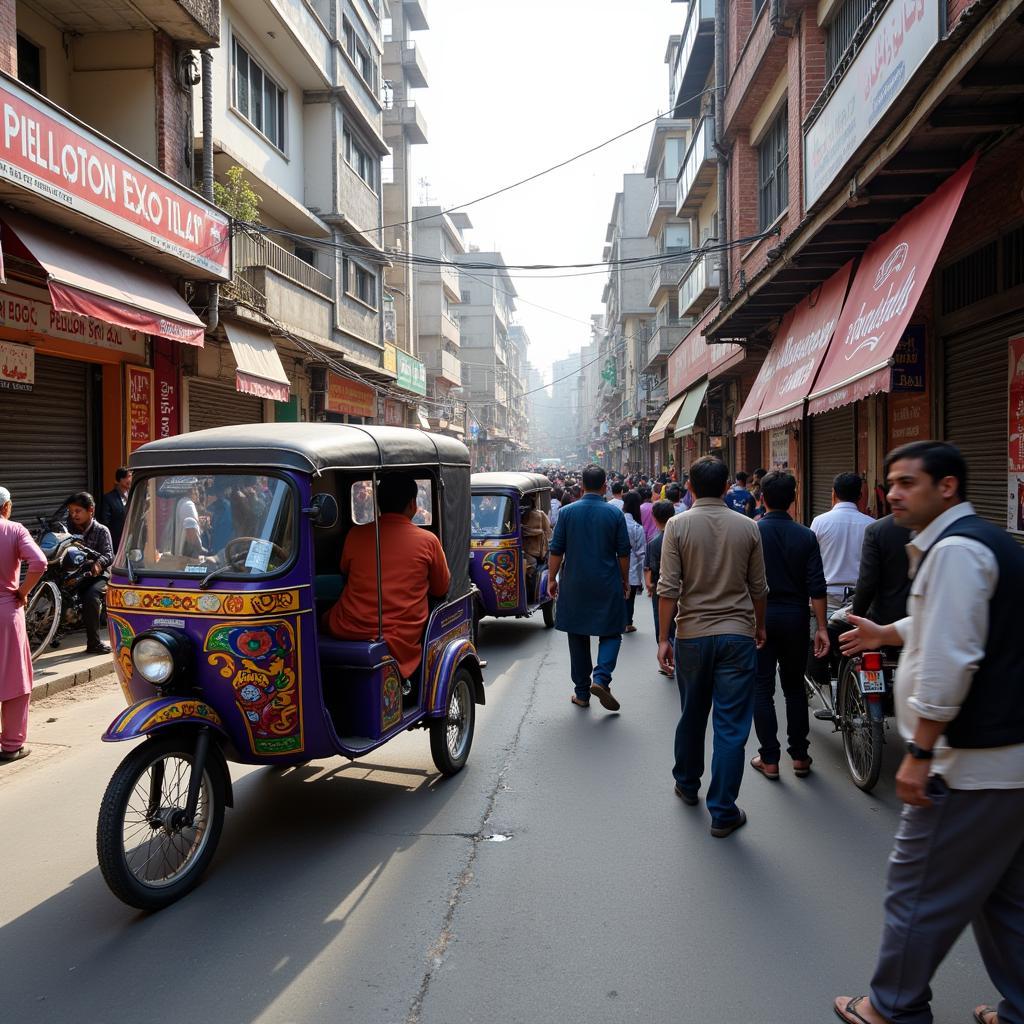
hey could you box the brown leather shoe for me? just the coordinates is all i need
[792,758,812,778]
[750,755,780,780]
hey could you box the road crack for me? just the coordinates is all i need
[404,638,552,1024]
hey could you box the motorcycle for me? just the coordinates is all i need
[25,505,106,660]
[804,597,897,792]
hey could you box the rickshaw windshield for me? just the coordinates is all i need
[114,473,296,579]
[471,494,515,537]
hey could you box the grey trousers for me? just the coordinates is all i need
[870,776,1024,1024]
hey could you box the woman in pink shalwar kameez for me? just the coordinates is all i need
[0,486,47,761]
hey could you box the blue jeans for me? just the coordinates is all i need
[652,594,676,647]
[673,634,757,827]
[566,633,622,701]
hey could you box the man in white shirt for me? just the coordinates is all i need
[810,472,875,612]
[833,441,1024,1024]
[607,481,625,511]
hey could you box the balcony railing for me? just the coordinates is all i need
[440,261,460,298]
[648,259,689,307]
[676,115,716,216]
[384,38,429,88]
[678,244,721,317]
[383,100,428,145]
[670,0,715,118]
[233,231,333,298]
[647,178,676,236]
[424,348,461,385]
[645,323,687,370]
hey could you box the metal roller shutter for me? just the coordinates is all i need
[3,354,91,527]
[809,405,856,519]
[186,378,264,433]
[943,319,1022,529]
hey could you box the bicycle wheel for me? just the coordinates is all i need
[26,581,60,661]
[837,659,884,792]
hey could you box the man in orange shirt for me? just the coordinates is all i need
[326,473,451,678]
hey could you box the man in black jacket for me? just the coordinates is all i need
[749,472,830,780]
[851,513,911,625]
[67,491,114,654]
[97,467,132,552]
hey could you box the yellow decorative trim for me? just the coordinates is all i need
[470,538,517,550]
[108,585,306,618]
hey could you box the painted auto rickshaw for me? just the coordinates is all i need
[469,472,554,635]
[96,424,484,910]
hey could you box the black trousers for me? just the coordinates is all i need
[754,604,811,764]
[79,577,108,647]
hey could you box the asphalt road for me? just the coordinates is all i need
[0,607,993,1024]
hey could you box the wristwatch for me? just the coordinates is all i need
[905,741,934,760]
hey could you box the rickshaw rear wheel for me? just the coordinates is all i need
[430,668,476,776]
[97,733,227,911]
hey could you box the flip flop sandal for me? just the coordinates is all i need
[974,1007,998,1024]
[570,696,590,708]
[834,996,889,1024]
[750,756,780,781]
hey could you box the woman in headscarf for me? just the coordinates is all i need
[0,486,47,761]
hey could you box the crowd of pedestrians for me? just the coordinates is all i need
[542,440,1023,1024]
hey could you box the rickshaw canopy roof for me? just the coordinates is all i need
[471,472,551,497]
[130,424,471,474]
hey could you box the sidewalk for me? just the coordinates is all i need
[30,630,116,702]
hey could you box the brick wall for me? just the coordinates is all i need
[154,32,194,186]
[0,0,16,78]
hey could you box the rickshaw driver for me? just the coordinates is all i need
[521,495,552,598]
[324,472,451,680]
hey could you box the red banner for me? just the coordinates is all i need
[0,74,230,279]
[326,372,375,418]
[152,338,180,440]
[808,156,976,416]
[126,365,154,454]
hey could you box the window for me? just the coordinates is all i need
[344,257,377,309]
[17,35,42,93]
[352,479,434,526]
[826,0,873,77]
[664,223,691,255]
[232,37,286,151]
[471,495,515,537]
[758,104,788,230]
[343,127,377,191]
[295,247,317,269]
[343,16,378,91]
[461,289,472,304]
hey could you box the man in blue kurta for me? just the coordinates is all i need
[548,464,631,711]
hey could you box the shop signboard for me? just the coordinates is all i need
[891,325,927,391]
[396,349,427,396]
[0,338,33,391]
[152,338,179,440]
[126,365,154,454]
[383,342,398,376]
[804,0,940,208]
[887,391,929,449]
[1008,336,1024,534]
[770,429,789,470]
[0,74,231,278]
[0,284,145,357]
[326,372,376,418]
[383,398,404,426]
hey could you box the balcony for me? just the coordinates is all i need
[383,101,428,145]
[647,179,676,238]
[229,232,335,341]
[644,322,688,371]
[403,0,429,31]
[384,39,429,89]
[678,246,720,318]
[440,261,460,300]
[648,259,689,307]
[670,0,715,118]
[440,312,460,347]
[27,0,219,46]
[424,348,461,386]
[676,115,716,216]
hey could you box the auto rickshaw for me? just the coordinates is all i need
[469,472,554,636]
[96,424,484,910]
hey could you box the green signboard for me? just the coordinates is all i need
[396,349,427,396]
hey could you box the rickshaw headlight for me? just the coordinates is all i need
[132,636,175,685]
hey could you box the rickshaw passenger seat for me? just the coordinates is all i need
[318,638,392,670]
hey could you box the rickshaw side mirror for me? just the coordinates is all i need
[305,493,339,529]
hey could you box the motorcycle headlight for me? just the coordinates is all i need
[131,631,187,685]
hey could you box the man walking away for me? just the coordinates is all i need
[851,513,911,627]
[724,472,755,516]
[607,481,625,511]
[98,467,132,552]
[621,490,646,634]
[834,441,1024,1024]
[549,464,630,712]
[666,484,687,515]
[811,472,874,614]
[657,457,768,837]
[66,492,114,654]
[639,485,658,541]
[644,499,676,676]
[749,472,829,781]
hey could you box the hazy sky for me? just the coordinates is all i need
[414,0,681,382]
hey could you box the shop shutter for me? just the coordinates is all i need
[809,405,856,519]
[943,318,1023,530]
[186,378,264,433]
[3,354,91,528]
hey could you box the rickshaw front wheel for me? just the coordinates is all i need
[430,668,476,776]
[97,733,227,911]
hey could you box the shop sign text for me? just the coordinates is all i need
[326,372,376,418]
[0,338,33,391]
[1008,336,1024,534]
